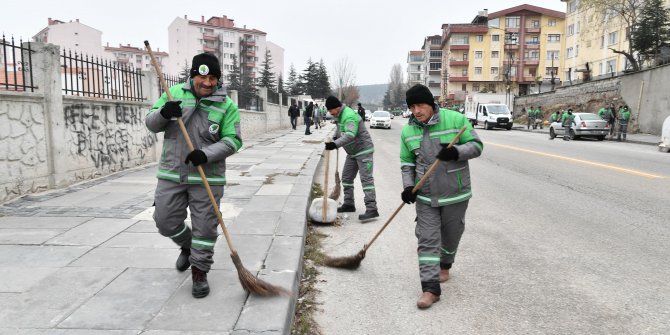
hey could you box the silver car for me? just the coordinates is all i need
[549,112,610,140]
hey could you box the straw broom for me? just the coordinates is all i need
[145,41,290,296]
[328,148,341,201]
[323,126,467,269]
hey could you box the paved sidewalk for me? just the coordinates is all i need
[0,124,335,334]
[513,125,661,146]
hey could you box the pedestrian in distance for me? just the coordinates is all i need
[323,96,379,221]
[563,108,575,141]
[598,104,614,139]
[304,101,314,135]
[617,105,631,141]
[536,106,544,129]
[313,103,322,129]
[527,106,535,130]
[288,103,299,130]
[357,102,366,121]
[145,53,242,298]
[400,84,484,309]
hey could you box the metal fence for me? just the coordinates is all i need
[158,73,183,97]
[61,49,144,101]
[266,89,279,104]
[282,93,288,106]
[239,92,264,111]
[0,35,36,92]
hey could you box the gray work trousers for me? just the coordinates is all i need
[341,152,377,211]
[153,179,223,272]
[618,122,628,141]
[415,200,468,295]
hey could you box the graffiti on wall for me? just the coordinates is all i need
[63,103,157,171]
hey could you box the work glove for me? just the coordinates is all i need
[401,186,417,204]
[185,149,208,166]
[436,144,459,161]
[324,142,337,150]
[160,100,183,119]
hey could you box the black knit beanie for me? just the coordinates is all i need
[325,96,342,110]
[190,53,221,79]
[406,84,436,109]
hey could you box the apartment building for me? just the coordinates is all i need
[441,5,565,102]
[561,0,670,81]
[104,44,168,72]
[407,50,425,87]
[422,35,443,99]
[167,15,284,86]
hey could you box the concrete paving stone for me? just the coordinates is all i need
[68,247,178,269]
[242,195,288,213]
[283,195,311,214]
[46,218,138,247]
[101,232,175,249]
[0,245,91,267]
[255,184,293,196]
[2,329,139,334]
[143,331,231,335]
[228,211,280,235]
[125,220,157,233]
[211,235,273,272]
[226,157,265,164]
[231,331,281,335]
[38,191,111,207]
[0,228,65,245]
[0,267,123,328]
[263,236,304,272]
[76,192,143,208]
[223,184,262,199]
[147,269,246,332]
[276,212,307,237]
[233,270,297,333]
[0,266,59,293]
[59,268,188,330]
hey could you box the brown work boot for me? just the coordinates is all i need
[416,292,440,309]
[191,267,210,298]
[439,269,450,282]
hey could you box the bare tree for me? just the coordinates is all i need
[331,57,357,100]
[387,64,407,109]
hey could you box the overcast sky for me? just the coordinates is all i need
[1,0,565,85]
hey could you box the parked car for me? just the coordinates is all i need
[549,112,609,140]
[369,111,392,129]
[365,110,372,121]
[402,110,412,118]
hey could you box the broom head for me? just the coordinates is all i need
[231,251,291,296]
[329,171,341,200]
[323,248,366,269]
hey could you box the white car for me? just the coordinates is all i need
[370,111,392,129]
[402,110,412,118]
[549,112,609,140]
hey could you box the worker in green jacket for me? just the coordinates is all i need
[617,105,631,141]
[400,84,483,309]
[146,53,242,298]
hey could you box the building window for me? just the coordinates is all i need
[492,34,500,42]
[462,68,468,76]
[476,35,484,42]
[608,31,618,45]
[430,50,442,58]
[510,66,517,76]
[488,83,496,91]
[545,67,558,76]
[548,19,557,27]
[567,47,574,58]
[576,21,581,33]
[528,36,539,45]
[491,67,499,75]
[462,84,467,91]
[475,67,482,75]
[606,59,616,73]
[462,52,468,61]
[547,50,560,60]
[506,16,520,28]
[548,34,561,42]
[430,62,441,70]
[475,51,483,59]
[530,20,540,28]
[567,24,575,36]
[492,51,499,58]
[600,36,605,48]
[568,1,577,13]
[525,50,540,60]
[473,83,480,91]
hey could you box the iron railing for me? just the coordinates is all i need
[239,92,264,111]
[0,35,36,92]
[61,49,144,101]
[266,89,279,104]
[159,73,183,97]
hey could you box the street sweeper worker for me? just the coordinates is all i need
[399,84,483,309]
[145,52,242,299]
[323,95,379,221]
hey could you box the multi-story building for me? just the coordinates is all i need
[104,44,168,72]
[406,50,425,87]
[441,5,566,102]
[561,0,670,81]
[167,15,284,86]
[422,35,443,99]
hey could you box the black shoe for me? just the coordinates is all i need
[176,247,191,272]
[358,210,379,221]
[337,204,356,213]
[191,267,210,298]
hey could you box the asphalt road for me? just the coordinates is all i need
[312,118,670,334]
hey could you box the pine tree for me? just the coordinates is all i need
[258,49,276,90]
[286,64,301,96]
[178,59,190,83]
[227,54,241,92]
[277,74,285,94]
[313,60,331,99]
[300,58,317,97]
[632,0,670,63]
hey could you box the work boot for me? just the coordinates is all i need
[416,292,440,309]
[439,269,450,282]
[358,210,379,221]
[337,204,356,213]
[175,247,191,272]
[191,267,210,298]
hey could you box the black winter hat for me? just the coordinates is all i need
[406,84,435,109]
[190,53,221,79]
[325,96,342,110]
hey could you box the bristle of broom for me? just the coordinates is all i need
[329,171,341,200]
[323,249,366,269]
[231,252,291,296]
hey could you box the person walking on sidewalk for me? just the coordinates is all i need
[399,84,483,309]
[145,53,242,299]
[313,103,322,129]
[323,96,379,221]
[304,101,314,135]
[288,103,299,130]
[617,105,631,141]
[357,102,366,121]
[563,109,575,141]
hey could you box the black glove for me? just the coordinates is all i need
[325,142,337,150]
[160,100,183,119]
[401,186,417,204]
[436,144,459,161]
[185,149,207,166]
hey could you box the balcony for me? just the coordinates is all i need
[240,37,255,46]
[428,82,441,88]
[449,44,470,50]
[429,70,441,76]
[245,50,255,57]
[242,62,255,68]
[449,76,469,82]
[525,27,541,33]
[203,45,217,53]
[525,42,541,49]
[449,59,469,66]
[504,44,519,50]
[203,33,218,41]
[524,58,540,65]
[522,76,537,82]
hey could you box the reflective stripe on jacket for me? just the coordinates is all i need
[333,106,374,157]
[145,80,242,185]
[400,108,483,207]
